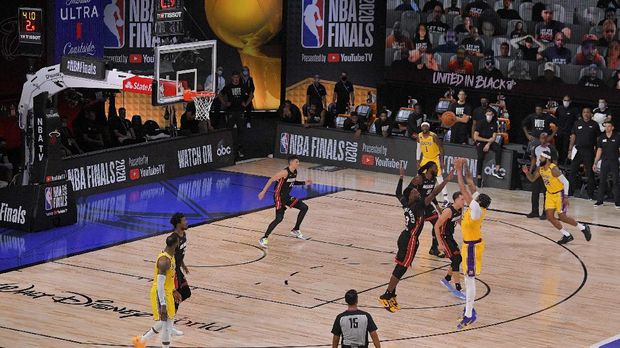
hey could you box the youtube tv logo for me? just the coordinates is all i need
[129,54,143,64]
[327,53,341,63]
[361,154,375,166]
[129,168,140,181]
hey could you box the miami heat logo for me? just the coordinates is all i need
[48,129,61,146]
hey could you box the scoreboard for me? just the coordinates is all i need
[18,7,44,57]
[154,0,184,37]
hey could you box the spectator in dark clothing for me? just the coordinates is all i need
[220,71,253,158]
[131,115,147,142]
[412,23,431,52]
[306,74,327,111]
[0,137,13,174]
[333,72,355,115]
[597,0,619,10]
[497,0,521,19]
[426,6,450,35]
[304,103,327,128]
[536,62,564,83]
[569,108,600,199]
[461,27,485,57]
[593,121,620,208]
[109,107,139,146]
[522,104,557,149]
[479,53,504,78]
[73,110,105,152]
[448,90,473,144]
[241,66,255,128]
[342,112,367,134]
[58,118,83,156]
[474,108,506,184]
[472,95,492,140]
[454,15,474,35]
[373,110,393,137]
[407,103,425,139]
[278,100,302,124]
[510,20,525,39]
[180,102,200,135]
[535,7,570,43]
[598,8,618,26]
[538,32,572,64]
[578,65,605,88]
[422,0,443,13]
[446,0,461,15]
[435,30,459,53]
[555,96,579,163]
[510,35,544,61]
[464,0,490,18]
[395,0,419,12]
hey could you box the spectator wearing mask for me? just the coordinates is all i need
[569,108,600,199]
[598,20,617,47]
[474,108,506,183]
[241,66,255,128]
[522,104,557,148]
[303,103,327,128]
[278,100,302,124]
[472,95,492,140]
[538,32,572,64]
[593,121,620,208]
[536,62,564,83]
[395,0,419,12]
[593,99,613,131]
[497,0,521,20]
[578,65,605,88]
[219,71,253,158]
[479,51,504,78]
[447,89,473,144]
[446,0,461,16]
[342,112,367,134]
[535,7,571,43]
[448,46,474,74]
[510,35,544,61]
[333,72,354,115]
[73,110,105,152]
[435,30,459,53]
[555,96,579,163]
[461,27,485,57]
[373,110,393,137]
[306,74,327,112]
[574,35,607,68]
[464,0,490,18]
[386,22,414,59]
[109,107,138,146]
[607,40,620,69]
[427,6,450,35]
[527,132,559,218]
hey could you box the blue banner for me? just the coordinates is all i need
[55,0,105,63]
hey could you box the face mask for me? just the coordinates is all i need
[599,103,606,109]
[242,70,249,77]
[341,76,348,81]
[217,70,223,76]
[486,115,493,122]
[563,101,570,108]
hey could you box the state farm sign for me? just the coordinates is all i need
[123,76,153,95]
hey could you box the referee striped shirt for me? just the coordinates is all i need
[331,309,377,348]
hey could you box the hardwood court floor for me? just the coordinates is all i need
[1,158,619,347]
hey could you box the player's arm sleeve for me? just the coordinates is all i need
[469,192,482,220]
[367,313,378,332]
[293,180,306,185]
[558,174,569,195]
[396,177,403,198]
[157,274,166,303]
[331,316,342,336]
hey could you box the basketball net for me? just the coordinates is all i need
[184,90,216,121]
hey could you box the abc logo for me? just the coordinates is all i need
[217,145,232,156]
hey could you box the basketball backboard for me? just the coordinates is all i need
[153,40,217,105]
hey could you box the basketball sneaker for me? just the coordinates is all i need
[441,278,466,300]
[259,237,269,248]
[557,234,574,245]
[457,308,477,329]
[581,224,592,241]
[428,247,445,258]
[131,336,146,348]
[290,229,305,239]
[378,293,400,312]
[171,326,184,336]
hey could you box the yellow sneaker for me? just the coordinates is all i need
[132,336,146,348]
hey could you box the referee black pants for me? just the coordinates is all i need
[225,111,244,152]
[475,141,502,178]
[531,176,546,215]
[597,162,620,206]
[569,148,595,198]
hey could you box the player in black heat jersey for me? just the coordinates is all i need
[168,212,191,337]
[379,165,454,313]
[258,155,313,248]
[415,161,446,257]
[434,192,466,300]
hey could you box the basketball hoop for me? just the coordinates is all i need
[183,90,216,121]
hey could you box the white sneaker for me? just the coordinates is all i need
[290,229,305,239]
[171,327,184,337]
[259,237,269,248]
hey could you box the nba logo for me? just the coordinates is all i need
[44,187,53,211]
[280,133,290,154]
[103,0,125,48]
[302,0,324,48]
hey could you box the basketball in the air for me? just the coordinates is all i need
[441,111,457,127]
[204,0,283,49]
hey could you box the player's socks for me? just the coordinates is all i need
[464,276,476,317]
[141,322,162,341]
[560,229,570,237]
[580,224,592,241]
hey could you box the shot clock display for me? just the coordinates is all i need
[18,8,43,45]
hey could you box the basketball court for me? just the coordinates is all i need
[1,158,619,347]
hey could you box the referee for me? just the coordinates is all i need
[331,290,381,348]
[593,121,620,208]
